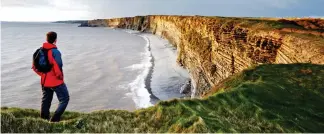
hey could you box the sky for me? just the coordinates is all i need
[1,0,324,22]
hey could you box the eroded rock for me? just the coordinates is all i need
[180,79,191,94]
[88,16,324,97]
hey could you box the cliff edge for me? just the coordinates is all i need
[2,64,324,132]
[88,16,324,97]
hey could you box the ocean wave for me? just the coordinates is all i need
[125,63,147,70]
[127,34,154,108]
[122,29,141,34]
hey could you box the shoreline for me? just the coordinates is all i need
[126,30,190,106]
[124,30,162,108]
[141,33,190,101]
[139,34,160,104]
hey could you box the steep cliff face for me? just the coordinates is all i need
[88,16,324,97]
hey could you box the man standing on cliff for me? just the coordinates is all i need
[32,31,69,122]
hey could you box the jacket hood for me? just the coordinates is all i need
[42,42,57,49]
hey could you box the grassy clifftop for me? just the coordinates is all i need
[2,63,324,133]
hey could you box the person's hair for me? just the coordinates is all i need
[46,31,57,44]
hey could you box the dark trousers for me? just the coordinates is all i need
[40,83,70,122]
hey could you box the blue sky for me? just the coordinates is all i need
[1,0,324,21]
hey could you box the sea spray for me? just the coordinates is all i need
[127,33,154,108]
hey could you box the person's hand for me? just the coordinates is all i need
[56,73,63,80]
[58,75,63,80]
[32,65,43,76]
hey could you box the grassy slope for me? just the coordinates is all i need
[1,64,324,133]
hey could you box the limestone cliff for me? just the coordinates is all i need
[88,16,324,97]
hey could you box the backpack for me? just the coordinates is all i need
[33,47,55,73]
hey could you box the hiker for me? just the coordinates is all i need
[32,31,69,122]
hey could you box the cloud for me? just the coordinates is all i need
[1,0,50,7]
[49,0,89,10]
[1,0,90,21]
[252,0,300,8]
[1,0,89,10]
[1,0,324,21]
[1,6,90,21]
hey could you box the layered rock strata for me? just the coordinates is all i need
[87,16,324,97]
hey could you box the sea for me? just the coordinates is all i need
[1,22,189,112]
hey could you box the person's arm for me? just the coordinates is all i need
[49,49,63,80]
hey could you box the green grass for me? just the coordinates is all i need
[2,64,324,133]
[205,16,304,30]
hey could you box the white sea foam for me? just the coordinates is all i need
[125,62,147,70]
[123,29,141,34]
[128,34,153,108]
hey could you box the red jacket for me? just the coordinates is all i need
[33,42,64,87]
